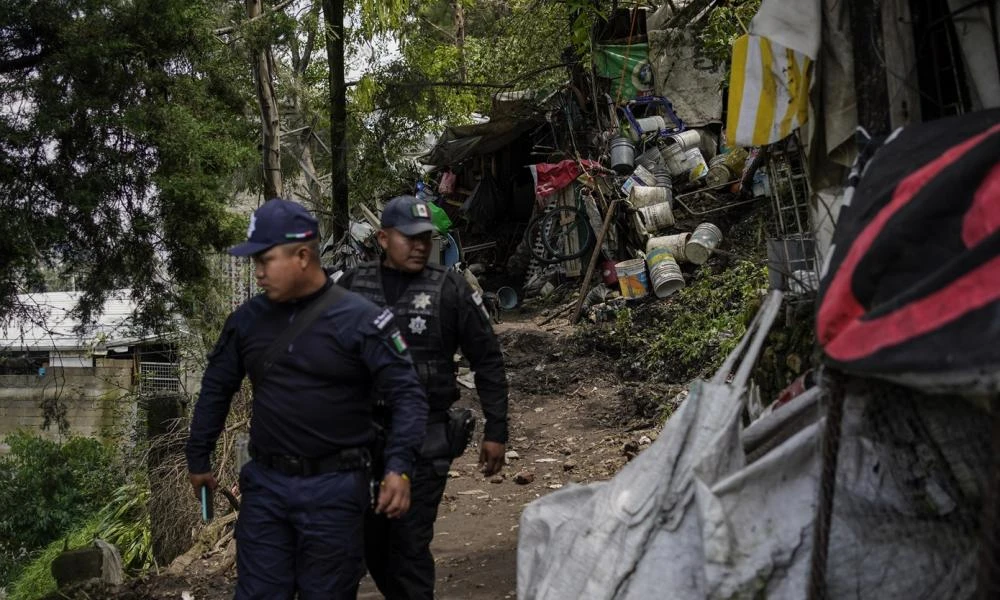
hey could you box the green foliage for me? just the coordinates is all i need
[356,0,409,35]
[0,432,123,586]
[698,0,761,73]
[340,0,573,207]
[5,515,102,600]
[4,476,152,600]
[564,0,604,56]
[95,480,154,573]
[574,260,769,386]
[643,261,767,377]
[0,0,258,329]
[462,0,573,99]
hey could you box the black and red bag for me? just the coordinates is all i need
[816,109,1000,386]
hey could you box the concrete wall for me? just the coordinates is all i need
[0,358,134,446]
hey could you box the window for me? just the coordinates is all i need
[138,361,181,394]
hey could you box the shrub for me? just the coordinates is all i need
[572,260,769,384]
[0,431,123,586]
[6,479,154,600]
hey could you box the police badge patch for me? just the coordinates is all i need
[411,292,432,310]
[408,316,428,335]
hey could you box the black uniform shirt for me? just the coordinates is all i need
[340,266,509,444]
[185,279,428,476]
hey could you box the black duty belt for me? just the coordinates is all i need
[414,361,454,380]
[250,445,370,477]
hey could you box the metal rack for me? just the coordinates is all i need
[766,134,819,296]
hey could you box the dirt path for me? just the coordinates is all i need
[371,316,663,599]
[113,313,664,600]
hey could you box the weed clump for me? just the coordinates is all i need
[572,260,768,385]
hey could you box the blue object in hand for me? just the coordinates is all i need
[200,485,214,523]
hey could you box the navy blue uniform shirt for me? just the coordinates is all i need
[186,279,427,477]
[339,267,509,444]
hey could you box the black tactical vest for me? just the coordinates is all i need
[351,262,458,412]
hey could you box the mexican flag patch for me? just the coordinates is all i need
[391,331,408,354]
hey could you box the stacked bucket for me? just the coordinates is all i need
[616,222,723,300]
[641,223,723,298]
[607,125,724,300]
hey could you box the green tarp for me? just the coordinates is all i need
[593,43,655,101]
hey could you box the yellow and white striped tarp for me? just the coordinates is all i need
[727,33,813,148]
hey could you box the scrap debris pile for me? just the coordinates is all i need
[368,4,819,325]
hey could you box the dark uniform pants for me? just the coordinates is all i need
[365,458,449,600]
[235,460,369,599]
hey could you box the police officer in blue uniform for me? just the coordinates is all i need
[186,198,428,600]
[338,195,509,600]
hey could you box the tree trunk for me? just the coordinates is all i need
[248,0,283,199]
[288,4,329,233]
[322,0,349,241]
[454,0,467,83]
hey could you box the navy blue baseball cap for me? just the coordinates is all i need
[380,195,437,236]
[229,198,319,257]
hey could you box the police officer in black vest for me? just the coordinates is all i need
[339,195,509,599]
[186,198,428,599]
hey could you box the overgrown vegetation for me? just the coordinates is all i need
[0,1,258,329]
[6,480,154,600]
[0,432,123,586]
[751,300,818,403]
[697,0,762,72]
[347,0,574,206]
[573,259,768,386]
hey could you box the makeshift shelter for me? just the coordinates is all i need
[421,119,539,168]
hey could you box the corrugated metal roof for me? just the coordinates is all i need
[0,290,156,352]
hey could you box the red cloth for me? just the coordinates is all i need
[532,160,603,198]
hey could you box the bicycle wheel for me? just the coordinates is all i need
[526,206,595,264]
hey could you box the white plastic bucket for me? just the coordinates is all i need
[647,232,691,263]
[685,222,723,265]
[635,147,665,171]
[668,129,701,152]
[630,116,667,140]
[646,248,685,298]
[628,185,669,208]
[614,258,649,299]
[651,167,672,189]
[660,144,688,177]
[638,201,675,233]
[661,143,688,176]
[685,148,709,180]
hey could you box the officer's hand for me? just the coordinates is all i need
[376,472,411,519]
[189,472,218,499]
[479,441,505,476]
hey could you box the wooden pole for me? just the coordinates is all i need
[570,192,619,324]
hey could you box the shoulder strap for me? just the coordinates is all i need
[251,284,347,382]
